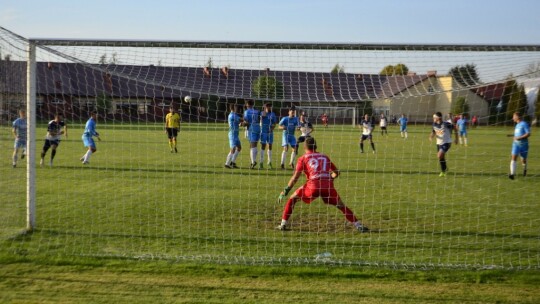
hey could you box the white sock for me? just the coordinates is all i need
[267,149,272,164]
[523,162,527,171]
[83,150,92,162]
[459,138,463,145]
[510,160,517,175]
[290,151,297,165]
[281,151,286,165]
[13,153,17,164]
[259,149,265,163]
[250,147,257,164]
[280,219,288,226]
[225,152,233,165]
[232,150,239,162]
[464,138,468,145]
[354,221,364,228]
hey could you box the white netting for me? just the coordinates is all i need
[1,27,539,269]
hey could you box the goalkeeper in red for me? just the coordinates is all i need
[277,137,370,233]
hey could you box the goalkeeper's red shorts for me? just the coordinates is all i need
[294,182,340,205]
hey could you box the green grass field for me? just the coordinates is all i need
[1,123,538,268]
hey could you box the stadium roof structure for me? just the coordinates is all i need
[1,60,434,102]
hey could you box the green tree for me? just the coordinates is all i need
[96,92,112,115]
[535,87,540,126]
[451,96,469,115]
[449,64,480,87]
[252,75,284,99]
[99,54,107,64]
[380,65,395,75]
[331,64,345,74]
[380,63,409,75]
[393,63,409,75]
[505,80,527,122]
[523,62,540,78]
[206,57,213,69]
[110,52,118,64]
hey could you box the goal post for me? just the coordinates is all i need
[1,26,540,269]
[299,106,357,127]
[26,41,36,231]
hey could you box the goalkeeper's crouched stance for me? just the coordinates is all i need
[277,137,370,233]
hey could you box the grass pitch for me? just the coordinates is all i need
[1,123,538,269]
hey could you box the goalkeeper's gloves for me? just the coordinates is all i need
[278,186,291,203]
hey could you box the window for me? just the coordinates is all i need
[51,97,65,104]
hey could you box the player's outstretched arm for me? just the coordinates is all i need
[278,171,302,203]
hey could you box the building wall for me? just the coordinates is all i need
[0,93,25,124]
[372,76,489,123]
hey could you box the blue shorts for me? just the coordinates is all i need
[261,132,274,145]
[436,143,451,153]
[14,139,26,150]
[512,141,528,158]
[247,130,261,143]
[400,125,407,132]
[82,135,96,148]
[228,133,241,148]
[282,134,297,147]
[459,130,467,136]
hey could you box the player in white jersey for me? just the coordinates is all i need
[11,109,27,168]
[40,113,68,167]
[430,112,454,177]
[379,113,388,136]
[297,112,313,144]
[359,114,376,153]
[447,113,459,144]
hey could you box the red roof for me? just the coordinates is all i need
[473,83,506,102]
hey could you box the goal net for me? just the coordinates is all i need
[1,26,539,269]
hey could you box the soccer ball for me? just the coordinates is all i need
[184,96,192,103]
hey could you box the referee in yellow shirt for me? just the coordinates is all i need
[165,106,181,153]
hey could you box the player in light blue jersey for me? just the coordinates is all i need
[456,114,468,146]
[80,111,101,165]
[508,112,530,180]
[398,114,408,139]
[11,109,27,168]
[259,103,277,169]
[225,104,243,169]
[244,100,263,169]
[279,106,300,169]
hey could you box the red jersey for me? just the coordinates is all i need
[295,151,337,183]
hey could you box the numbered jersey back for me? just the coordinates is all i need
[296,152,337,181]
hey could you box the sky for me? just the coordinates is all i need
[2,0,540,44]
